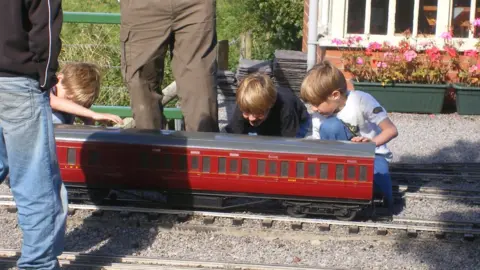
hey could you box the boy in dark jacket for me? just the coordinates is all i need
[225,73,310,138]
[0,1,67,269]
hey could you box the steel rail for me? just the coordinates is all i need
[0,249,335,270]
[0,199,478,237]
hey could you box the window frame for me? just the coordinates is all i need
[320,0,479,51]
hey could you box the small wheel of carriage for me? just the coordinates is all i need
[335,210,357,221]
[87,189,111,204]
[286,206,307,218]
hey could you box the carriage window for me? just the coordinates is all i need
[257,160,266,176]
[241,159,249,175]
[268,161,277,175]
[336,165,344,180]
[230,159,238,173]
[218,157,226,174]
[347,165,356,180]
[191,156,199,170]
[179,155,187,171]
[359,165,367,181]
[88,150,99,165]
[320,164,328,179]
[308,163,316,177]
[67,148,76,165]
[296,162,304,178]
[281,161,289,177]
[202,157,210,172]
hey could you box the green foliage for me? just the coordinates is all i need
[218,0,304,65]
[61,0,304,106]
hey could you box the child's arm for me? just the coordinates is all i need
[50,92,124,125]
[351,94,398,146]
[308,113,322,139]
[351,118,398,146]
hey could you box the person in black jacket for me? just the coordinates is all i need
[225,73,311,138]
[0,1,67,269]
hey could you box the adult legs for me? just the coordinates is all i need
[120,0,172,129]
[0,130,8,183]
[171,0,219,132]
[0,77,68,270]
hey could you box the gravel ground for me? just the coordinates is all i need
[393,197,480,221]
[1,209,479,270]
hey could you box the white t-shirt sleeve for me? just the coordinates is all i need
[309,113,324,140]
[360,92,388,125]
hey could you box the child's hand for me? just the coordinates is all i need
[92,112,124,125]
[351,136,372,143]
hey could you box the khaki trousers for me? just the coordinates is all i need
[120,0,219,132]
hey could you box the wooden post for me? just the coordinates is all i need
[240,33,245,59]
[217,40,229,70]
[245,31,252,59]
[240,31,252,59]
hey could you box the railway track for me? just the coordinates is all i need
[0,249,331,270]
[390,163,480,172]
[0,197,478,241]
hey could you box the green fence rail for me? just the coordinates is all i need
[91,106,183,120]
[64,12,120,24]
[64,11,184,123]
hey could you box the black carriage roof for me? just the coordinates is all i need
[54,124,376,158]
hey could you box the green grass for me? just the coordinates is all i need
[61,0,175,106]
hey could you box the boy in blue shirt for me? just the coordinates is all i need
[300,61,399,214]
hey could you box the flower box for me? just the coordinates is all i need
[352,82,448,114]
[452,84,480,115]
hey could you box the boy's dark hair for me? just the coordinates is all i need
[300,60,348,105]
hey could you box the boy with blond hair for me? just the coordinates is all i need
[50,62,123,125]
[300,60,398,213]
[225,73,310,137]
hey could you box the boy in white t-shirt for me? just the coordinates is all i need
[300,61,399,213]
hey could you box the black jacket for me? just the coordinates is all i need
[0,0,63,90]
[225,86,310,137]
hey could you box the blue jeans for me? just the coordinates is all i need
[0,77,68,269]
[320,116,393,211]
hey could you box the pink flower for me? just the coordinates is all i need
[440,31,452,40]
[354,36,363,42]
[383,52,401,61]
[356,57,364,65]
[376,61,387,68]
[464,49,478,57]
[473,18,480,27]
[403,50,417,62]
[469,65,478,73]
[332,38,343,45]
[368,42,382,51]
